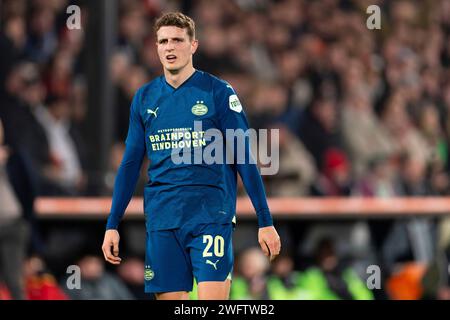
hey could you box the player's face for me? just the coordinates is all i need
[156,26,198,73]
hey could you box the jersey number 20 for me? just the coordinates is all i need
[203,235,224,257]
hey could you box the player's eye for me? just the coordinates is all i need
[159,39,168,44]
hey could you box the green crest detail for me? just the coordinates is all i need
[191,101,208,116]
[144,268,154,281]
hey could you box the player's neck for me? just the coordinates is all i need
[164,65,196,89]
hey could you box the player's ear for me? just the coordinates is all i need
[191,39,199,54]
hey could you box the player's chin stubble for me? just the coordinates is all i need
[165,60,188,74]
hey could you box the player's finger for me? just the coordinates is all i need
[106,252,121,264]
[102,244,121,264]
[108,247,121,263]
[274,237,281,255]
[113,241,120,257]
[101,246,108,261]
[106,258,121,265]
[266,242,274,261]
[108,258,121,265]
[259,240,269,257]
[102,248,119,265]
[267,241,277,261]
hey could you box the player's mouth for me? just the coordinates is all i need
[166,54,177,63]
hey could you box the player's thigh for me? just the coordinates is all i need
[189,223,234,288]
[145,229,193,294]
[197,279,231,300]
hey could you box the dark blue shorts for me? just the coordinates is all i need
[144,223,234,293]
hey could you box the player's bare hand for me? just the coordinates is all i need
[258,226,281,261]
[102,229,122,265]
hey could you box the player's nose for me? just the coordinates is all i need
[166,40,176,50]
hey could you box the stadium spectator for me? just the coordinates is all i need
[354,155,397,198]
[0,66,45,254]
[381,92,431,171]
[262,124,316,197]
[63,254,134,300]
[311,147,353,196]
[23,255,68,300]
[34,95,87,195]
[1,62,62,197]
[117,256,154,300]
[298,96,341,171]
[0,13,27,91]
[266,254,312,300]
[114,65,149,142]
[230,247,270,300]
[0,118,30,300]
[341,88,394,179]
[298,237,373,300]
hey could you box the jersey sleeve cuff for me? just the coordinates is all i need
[106,217,120,230]
[256,208,273,228]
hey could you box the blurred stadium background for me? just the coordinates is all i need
[1,0,450,300]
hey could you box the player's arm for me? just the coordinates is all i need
[102,89,146,265]
[215,81,281,261]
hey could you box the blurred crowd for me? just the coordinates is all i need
[2,0,450,300]
[2,0,450,197]
[0,0,88,197]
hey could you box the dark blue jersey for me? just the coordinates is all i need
[107,70,273,231]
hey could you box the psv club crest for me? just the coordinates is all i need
[191,101,208,116]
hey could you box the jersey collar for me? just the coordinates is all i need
[163,69,200,92]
